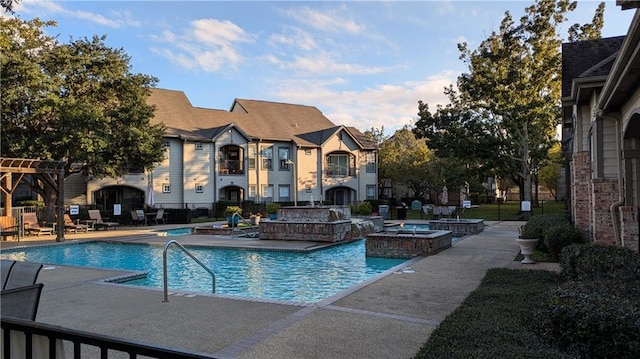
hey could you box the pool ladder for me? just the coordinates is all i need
[231,213,259,238]
[162,239,216,302]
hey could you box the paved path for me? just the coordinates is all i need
[1,220,557,358]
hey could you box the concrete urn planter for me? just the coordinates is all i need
[516,238,538,264]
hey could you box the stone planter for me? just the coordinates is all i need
[516,238,538,264]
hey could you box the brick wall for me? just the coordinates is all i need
[590,178,619,245]
[571,152,592,240]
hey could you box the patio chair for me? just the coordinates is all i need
[1,283,44,320]
[0,215,20,241]
[154,208,167,225]
[22,212,54,237]
[131,210,145,226]
[1,259,16,289]
[4,261,43,290]
[63,214,89,233]
[88,209,120,230]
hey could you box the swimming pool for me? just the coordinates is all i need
[0,241,407,303]
[155,227,193,236]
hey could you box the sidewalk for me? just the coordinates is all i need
[2,220,557,358]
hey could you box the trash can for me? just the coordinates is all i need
[397,206,407,220]
[378,205,389,220]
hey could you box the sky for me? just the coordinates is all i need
[8,0,637,136]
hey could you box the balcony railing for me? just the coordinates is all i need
[1,316,217,359]
[219,160,243,175]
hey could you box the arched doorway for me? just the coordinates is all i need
[325,186,355,205]
[219,185,244,202]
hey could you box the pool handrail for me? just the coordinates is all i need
[231,213,259,238]
[162,240,216,302]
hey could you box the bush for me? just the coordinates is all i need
[520,213,573,254]
[535,280,640,358]
[358,201,373,216]
[267,202,280,214]
[560,244,640,282]
[543,224,585,260]
[224,205,242,216]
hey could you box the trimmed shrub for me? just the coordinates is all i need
[358,201,373,216]
[535,280,640,358]
[521,213,570,239]
[543,224,585,260]
[560,244,640,282]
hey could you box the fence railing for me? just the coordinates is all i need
[1,316,217,359]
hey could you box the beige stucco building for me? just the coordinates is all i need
[67,89,378,213]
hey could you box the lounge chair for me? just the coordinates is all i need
[0,215,20,241]
[22,212,54,237]
[1,283,44,320]
[1,259,16,289]
[88,209,120,230]
[3,261,43,290]
[63,214,89,233]
[131,210,145,226]
[154,208,167,225]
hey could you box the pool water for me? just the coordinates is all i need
[0,241,407,303]
[155,227,193,236]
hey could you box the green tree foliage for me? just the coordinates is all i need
[379,127,467,200]
[415,0,600,204]
[538,142,563,200]
[1,17,165,206]
[568,2,605,42]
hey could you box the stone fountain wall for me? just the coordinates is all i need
[365,230,453,258]
[259,206,354,242]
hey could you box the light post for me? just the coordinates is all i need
[286,159,297,206]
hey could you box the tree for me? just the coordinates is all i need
[538,142,563,200]
[1,0,19,13]
[568,2,605,42]
[416,0,598,205]
[1,17,165,210]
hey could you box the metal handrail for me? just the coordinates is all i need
[163,240,215,302]
[231,213,259,238]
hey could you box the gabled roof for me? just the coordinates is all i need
[562,36,625,99]
[146,89,376,150]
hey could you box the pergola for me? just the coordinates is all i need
[0,157,66,242]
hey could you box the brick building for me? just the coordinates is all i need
[561,2,639,251]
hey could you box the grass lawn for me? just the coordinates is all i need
[398,201,566,221]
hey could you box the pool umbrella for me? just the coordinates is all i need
[146,182,155,207]
[441,186,448,205]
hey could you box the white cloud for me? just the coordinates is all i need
[269,70,458,136]
[280,5,364,35]
[19,0,141,28]
[151,18,253,72]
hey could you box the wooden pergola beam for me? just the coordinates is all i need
[0,157,66,242]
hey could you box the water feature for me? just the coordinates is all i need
[429,218,484,236]
[259,206,374,242]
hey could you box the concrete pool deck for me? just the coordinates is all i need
[1,220,559,359]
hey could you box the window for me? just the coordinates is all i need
[279,147,290,170]
[163,140,170,147]
[261,147,273,170]
[262,184,273,202]
[162,183,171,193]
[195,142,203,150]
[366,185,376,200]
[305,149,312,155]
[248,185,257,201]
[248,147,256,170]
[365,152,376,173]
[327,154,349,176]
[278,185,290,201]
[195,183,204,193]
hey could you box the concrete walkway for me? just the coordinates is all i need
[1,220,557,358]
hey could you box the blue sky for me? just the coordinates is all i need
[10,1,636,136]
